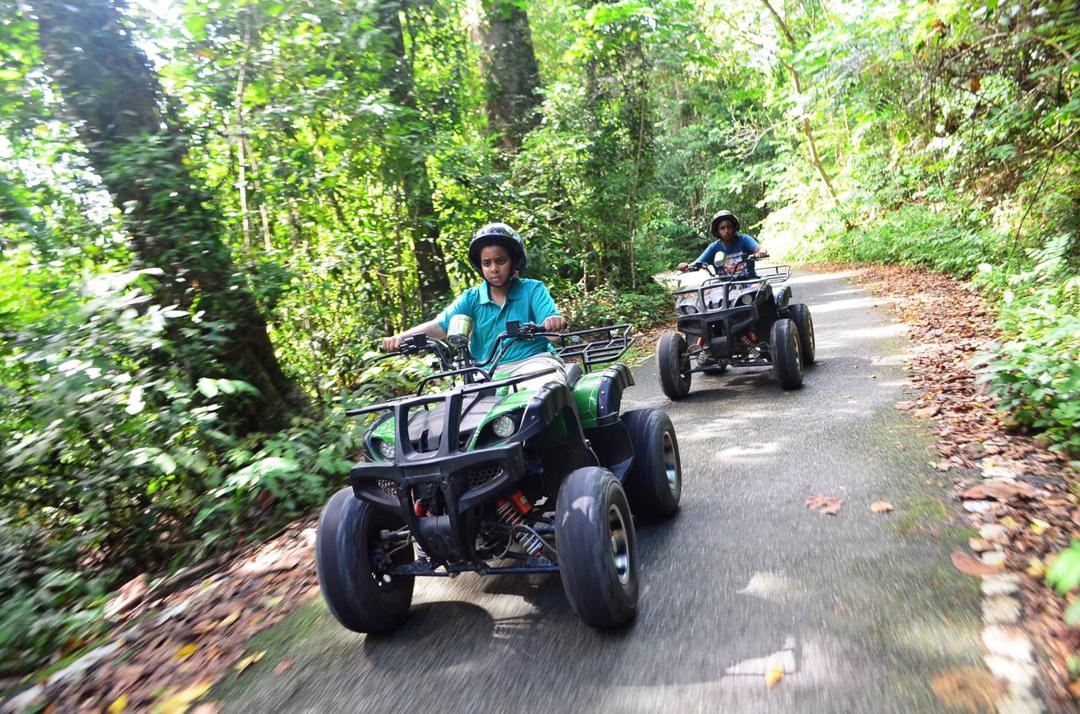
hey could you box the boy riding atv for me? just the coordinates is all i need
[678,210,767,275]
[317,222,683,632]
[382,222,568,383]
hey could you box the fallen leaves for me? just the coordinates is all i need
[106,575,149,620]
[233,651,265,674]
[806,493,843,516]
[960,480,1037,503]
[929,668,1002,713]
[173,644,199,660]
[765,664,784,689]
[951,550,1002,577]
[19,518,322,713]
[273,659,294,676]
[153,683,212,714]
[870,501,894,514]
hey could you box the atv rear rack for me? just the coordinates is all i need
[555,324,634,373]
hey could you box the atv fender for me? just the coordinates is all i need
[774,285,792,310]
[573,363,634,429]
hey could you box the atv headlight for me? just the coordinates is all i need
[375,438,396,460]
[491,414,518,438]
[738,293,754,305]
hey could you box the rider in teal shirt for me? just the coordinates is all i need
[381,223,566,361]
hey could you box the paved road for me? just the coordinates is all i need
[220,268,984,713]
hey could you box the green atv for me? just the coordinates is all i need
[316,321,682,632]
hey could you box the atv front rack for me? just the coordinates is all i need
[555,324,634,373]
[673,265,791,312]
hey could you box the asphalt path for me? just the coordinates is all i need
[220,268,985,713]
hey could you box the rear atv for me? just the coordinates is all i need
[657,253,816,399]
[317,321,682,632]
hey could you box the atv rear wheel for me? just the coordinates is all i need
[556,467,639,628]
[787,303,816,365]
[657,332,691,400]
[770,318,804,390]
[316,487,414,633]
[621,409,682,519]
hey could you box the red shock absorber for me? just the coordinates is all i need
[741,329,758,347]
[496,493,544,556]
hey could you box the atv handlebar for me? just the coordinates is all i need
[378,322,560,391]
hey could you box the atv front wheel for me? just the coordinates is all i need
[556,468,639,628]
[770,318,804,390]
[316,488,414,633]
[621,409,682,519]
[657,332,691,400]
[787,303,816,365]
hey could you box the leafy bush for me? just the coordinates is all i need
[979,282,1080,456]
[819,205,1006,278]
[555,279,670,332]
[0,271,372,675]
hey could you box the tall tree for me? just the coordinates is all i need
[28,0,303,431]
[374,0,451,310]
[479,0,543,152]
[758,0,839,205]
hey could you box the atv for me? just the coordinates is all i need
[656,252,816,399]
[317,320,682,633]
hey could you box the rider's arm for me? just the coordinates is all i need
[740,233,767,257]
[679,242,718,272]
[696,241,720,267]
[381,320,446,353]
[529,281,567,339]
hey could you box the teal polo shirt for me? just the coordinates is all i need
[437,277,560,365]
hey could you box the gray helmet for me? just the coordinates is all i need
[710,210,741,237]
[468,222,526,276]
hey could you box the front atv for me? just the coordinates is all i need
[317,322,682,632]
[657,253,816,399]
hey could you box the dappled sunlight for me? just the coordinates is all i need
[818,287,864,298]
[811,295,896,316]
[717,442,782,458]
[724,635,797,676]
[786,270,866,286]
[887,620,987,661]
[737,571,805,604]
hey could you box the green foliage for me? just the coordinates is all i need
[556,279,670,332]
[821,205,1007,278]
[979,282,1080,456]
[1046,541,1080,598]
[0,271,366,675]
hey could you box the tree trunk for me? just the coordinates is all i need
[478,0,543,153]
[30,0,303,432]
[374,0,451,310]
[758,0,840,206]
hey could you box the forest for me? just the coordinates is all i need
[1,0,1076,681]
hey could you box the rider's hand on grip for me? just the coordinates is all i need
[380,335,402,353]
[543,315,567,333]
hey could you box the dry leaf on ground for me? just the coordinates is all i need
[154,683,212,714]
[870,501,893,514]
[806,493,843,516]
[765,665,784,689]
[950,550,1001,577]
[929,668,1001,712]
[960,481,1036,502]
[233,650,266,674]
[274,659,294,675]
